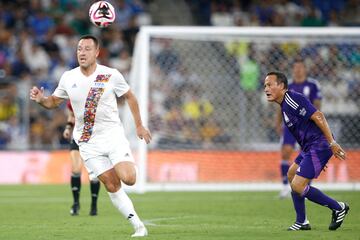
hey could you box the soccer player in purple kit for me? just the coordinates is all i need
[264,71,349,231]
[276,59,322,198]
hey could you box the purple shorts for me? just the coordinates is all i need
[294,148,333,179]
[281,127,296,146]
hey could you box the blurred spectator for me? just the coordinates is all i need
[69,9,91,36]
[339,0,360,26]
[239,45,260,93]
[110,49,132,77]
[155,39,181,75]
[301,5,325,26]
[182,89,214,122]
[27,10,55,43]
[10,50,30,78]
[22,38,50,73]
[0,92,18,121]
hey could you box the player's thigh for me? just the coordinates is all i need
[70,150,83,173]
[287,162,299,183]
[291,175,311,194]
[108,137,136,185]
[97,168,121,192]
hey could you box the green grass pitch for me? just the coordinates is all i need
[0,185,359,240]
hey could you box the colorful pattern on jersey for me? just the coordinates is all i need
[79,74,111,142]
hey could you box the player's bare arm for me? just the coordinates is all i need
[123,89,152,144]
[63,109,75,140]
[275,106,283,135]
[310,110,346,160]
[30,86,65,109]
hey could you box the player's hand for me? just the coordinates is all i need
[136,126,152,144]
[63,128,72,140]
[330,142,346,160]
[30,86,45,103]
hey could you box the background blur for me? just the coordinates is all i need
[0,0,359,186]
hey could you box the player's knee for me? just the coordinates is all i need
[281,152,291,160]
[71,172,81,177]
[290,182,303,195]
[104,180,120,192]
[121,172,136,186]
[287,170,295,183]
[102,176,121,192]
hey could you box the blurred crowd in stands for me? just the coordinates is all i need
[0,0,359,150]
[189,0,360,27]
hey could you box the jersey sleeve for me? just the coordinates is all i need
[310,81,322,101]
[53,71,69,99]
[293,93,317,121]
[113,69,130,97]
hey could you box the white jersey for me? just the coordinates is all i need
[53,64,130,145]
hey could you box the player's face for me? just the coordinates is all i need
[292,62,306,83]
[264,75,284,103]
[77,39,99,69]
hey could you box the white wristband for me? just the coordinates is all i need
[329,140,337,147]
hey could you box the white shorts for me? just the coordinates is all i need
[84,165,98,181]
[78,137,135,177]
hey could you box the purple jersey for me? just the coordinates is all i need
[281,91,328,152]
[288,77,322,104]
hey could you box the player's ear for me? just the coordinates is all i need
[279,81,285,89]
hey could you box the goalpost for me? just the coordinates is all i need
[124,27,360,193]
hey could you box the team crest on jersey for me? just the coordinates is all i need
[92,74,111,88]
[299,108,306,116]
[95,74,111,82]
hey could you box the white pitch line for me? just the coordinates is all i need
[143,216,193,226]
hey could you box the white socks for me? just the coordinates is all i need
[108,188,143,229]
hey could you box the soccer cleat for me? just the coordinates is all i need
[131,224,148,237]
[287,222,311,231]
[329,202,349,230]
[70,203,80,216]
[279,185,291,199]
[89,206,97,216]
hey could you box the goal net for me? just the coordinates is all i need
[125,27,360,192]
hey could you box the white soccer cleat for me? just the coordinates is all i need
[279,184,291,199]
[131,224,148,237]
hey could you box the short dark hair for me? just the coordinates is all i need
[292,57,305,66]
[79,35,100,48]
[266,71,288,89]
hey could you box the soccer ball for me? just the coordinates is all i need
[89,1,116,28]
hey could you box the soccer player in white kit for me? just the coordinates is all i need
[30,35,151,237]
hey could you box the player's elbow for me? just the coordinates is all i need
[311,110,325,122]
